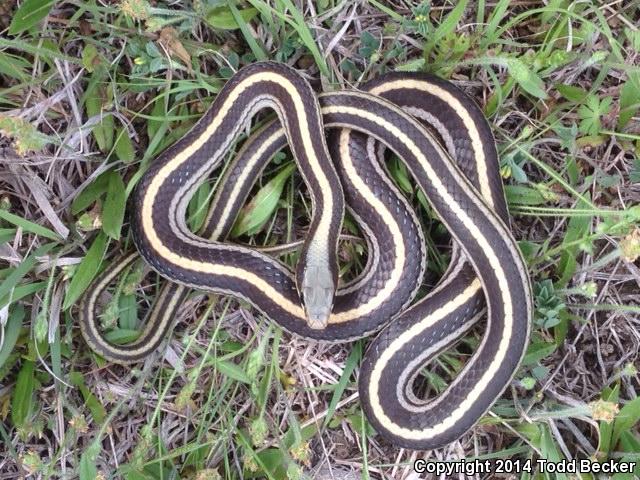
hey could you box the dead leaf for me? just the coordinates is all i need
[158,27,192,73]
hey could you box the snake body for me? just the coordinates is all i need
[79,62,532,449]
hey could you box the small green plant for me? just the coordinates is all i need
[533,279,566,329]
[577,94,613,135]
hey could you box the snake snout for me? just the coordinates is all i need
[300,264,335,329]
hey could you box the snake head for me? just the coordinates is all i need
[300,263,335,329]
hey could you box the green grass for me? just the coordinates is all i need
[1,0,640,479]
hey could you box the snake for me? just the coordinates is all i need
[78,62,532,450]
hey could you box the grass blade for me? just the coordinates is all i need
[11,359,35,428]
[8,0,55,35]
[0,209,61,241]
[62,232,109,310]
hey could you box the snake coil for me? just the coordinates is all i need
[79,62,532,450]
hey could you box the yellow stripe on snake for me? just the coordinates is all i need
[79,62,532,449]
